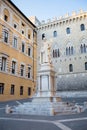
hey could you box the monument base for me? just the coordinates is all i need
[12,93,76,116]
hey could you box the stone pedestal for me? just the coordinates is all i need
[37,62,56,97]
[12,61,76,116]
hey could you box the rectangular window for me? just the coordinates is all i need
[0,83,4,94]
[28,87,31,96]
[13,37,17,48]
[1,57,6,71]
[28,48,31,56]
[4,31,8,43]
[85,62,87,70]
[12,61,16,74]
[69,64,73,72]
[22,42,25,53]
[10,84,15,95]
[28,67,31,78]
[20,86,23,95]
[20,65,24,76]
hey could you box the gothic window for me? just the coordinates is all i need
[80,44,87,53]
[69,64,73,72]
[10,84,15,95]
[69,47,71,55]
[66,47,68,55]
[4,30,8,43]
[12,61,16,74]
[1,57,7,71]
[0,83,4,94]
[20,86,23,95]
[28,87,31,96]
[84,44,86,53]
[53,49,60,58]
[53,50,55,57]
[80,24,85,31]
[71,46,73,55]
[66,27,70,34]
[66,46,74,56]
[57,49,60,57]
[42,33,45,40]
[53,31,57,37]
[85,62,87,70]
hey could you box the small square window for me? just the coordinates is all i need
[14,24,17,29]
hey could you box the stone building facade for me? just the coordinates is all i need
[0,0,37,101]
[37,10,87,91]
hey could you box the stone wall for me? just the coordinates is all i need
[56,73,87,91]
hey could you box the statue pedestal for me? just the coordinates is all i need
[12,64,76,115]
[37,62,56,97]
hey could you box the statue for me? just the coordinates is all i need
[40,40,51,64]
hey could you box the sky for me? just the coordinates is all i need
[11,0,87,22]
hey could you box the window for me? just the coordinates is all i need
[28,47,31,56]
[28,34,30,39]
[69,64,73,72]
[66,27,70,34]
[28,87,31,96]
[20,86,23,95]
[14,24,17,29]
[20,64,24,76]
[66,46,74,56]
[3,8,10,22]
[66,47,68,55]
[12,61,16,74]
[1,57,6,71]
[22,30,24,34]
[4,15,8,21]
[0,83,4,94]
[80,24,85,31]
[10,84,15,95]
[22,42,25,53]
[4,31,8,43]
[80,44,87,53]
[13,37,17,48]
[42,33,45,40]
[53,31,57,37]
[28,67,31,78]
[85,62,87,70]
[53,49,60,58]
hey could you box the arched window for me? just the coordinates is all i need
[66,47,68,55]
[80,24,85,31]
[69,64,73,72]
[71,46,73,55]
[57,49,60,57]
[42,33,45,40]
[84,44,86,53]
[53,31,57,37]
[53,50,55,57]
[69,47,71,55]
[80,44,83,53]
[66,27,70,34]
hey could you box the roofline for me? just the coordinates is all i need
[6,0,36,28]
